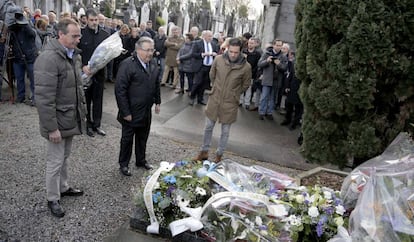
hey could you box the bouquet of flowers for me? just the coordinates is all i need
[82,31,124,87]
[133,159,350,241]
[202,185,349,242]
[134,160,211,228]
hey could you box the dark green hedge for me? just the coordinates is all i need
[295,0,414,167]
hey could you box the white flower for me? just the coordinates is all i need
[195,186,206,196]
[153,182,160,190]
[287,215,302,226]
[176,195,190,207]
[323,191,332,200]
[335,205,346,216]
[180,175,192,178]
[308,194,316,204]
[255,216,263,226]
[269,204,288,217]
[308,206,319,218]
[231,217,239,233]
[260,230,268,236]
[334,217,344,227]
[295,194,305,204]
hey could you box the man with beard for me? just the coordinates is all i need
[79,9,109,137]
[192,38,251,162]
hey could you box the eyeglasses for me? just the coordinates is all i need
[71,34,82,39]
[139,48,155,53]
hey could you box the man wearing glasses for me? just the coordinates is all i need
[115,37,161,176]
[79,9,109,137]
[34,19,86,218]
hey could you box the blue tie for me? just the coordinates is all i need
[205,43,211,66]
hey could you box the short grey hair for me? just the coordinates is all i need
[135,36,154,49]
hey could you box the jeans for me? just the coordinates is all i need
[156,57,165,82]
[259,85,275,115]
[13,62,34,102]
[239,79,253,106]
[201,118,231,156]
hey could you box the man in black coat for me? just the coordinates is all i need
[281,51,303,130]
[115,36,161,176]
[79,9,109,137]
[189,30,219,105]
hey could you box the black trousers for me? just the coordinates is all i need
[118,116,151,168]
[85,77,104,128]
[285,101,303,126]
[190,65,211,102]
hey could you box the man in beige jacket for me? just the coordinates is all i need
[193,38,251,162]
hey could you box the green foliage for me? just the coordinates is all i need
[156,16,165,26]
[295,0,414,166]
[238,5,248,19]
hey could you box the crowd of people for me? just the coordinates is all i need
[0,6,303,218]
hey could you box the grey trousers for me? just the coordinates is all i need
[46,136,73,201]
[201,118,231,156]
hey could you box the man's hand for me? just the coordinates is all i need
[274,59,281,65]
[49,129,62,143]
[82,65,92,76]
[154,104,160,114]
[123,115,132,121]
[211,52,217,57]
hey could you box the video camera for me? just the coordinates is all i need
[0,0,27,27]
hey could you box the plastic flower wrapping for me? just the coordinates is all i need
[339,133,414,242]
[82,31,124,87]
[133,159,350,241]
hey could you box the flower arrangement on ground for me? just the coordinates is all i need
[134,160,211,227]
[133,159,350,242]
[202,185,349,242]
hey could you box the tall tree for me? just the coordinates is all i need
[295,0,414,168]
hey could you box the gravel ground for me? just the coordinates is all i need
[0,102,300,241]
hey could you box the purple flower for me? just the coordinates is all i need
[258,225,267,230]
[267,187,279,196]
[324,207,334,215]
[304,200,310,205]
[316,222,324,237]
[316,215,327,237]
[175,160,188,167]
[166,186,176,197]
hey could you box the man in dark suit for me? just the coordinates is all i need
[189,30,219,105]
[115,36,161,176]
[79,9,109,137]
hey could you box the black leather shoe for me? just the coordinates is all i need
[86,128,95,137]
[198,101,207,105]
[281,120,290,126]
[61,187,84,197]
[266,114,274,120]
[47,200,65,218]
[136,162,153,170]
[120,167,131,176]
[93,127,106,136]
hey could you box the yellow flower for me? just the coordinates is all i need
[295,194,305,204]
[334,217,344,227]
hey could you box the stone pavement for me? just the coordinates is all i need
[102,83,316,171]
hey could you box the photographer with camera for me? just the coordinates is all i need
[257,39,287,120]
[7,6,38,105]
